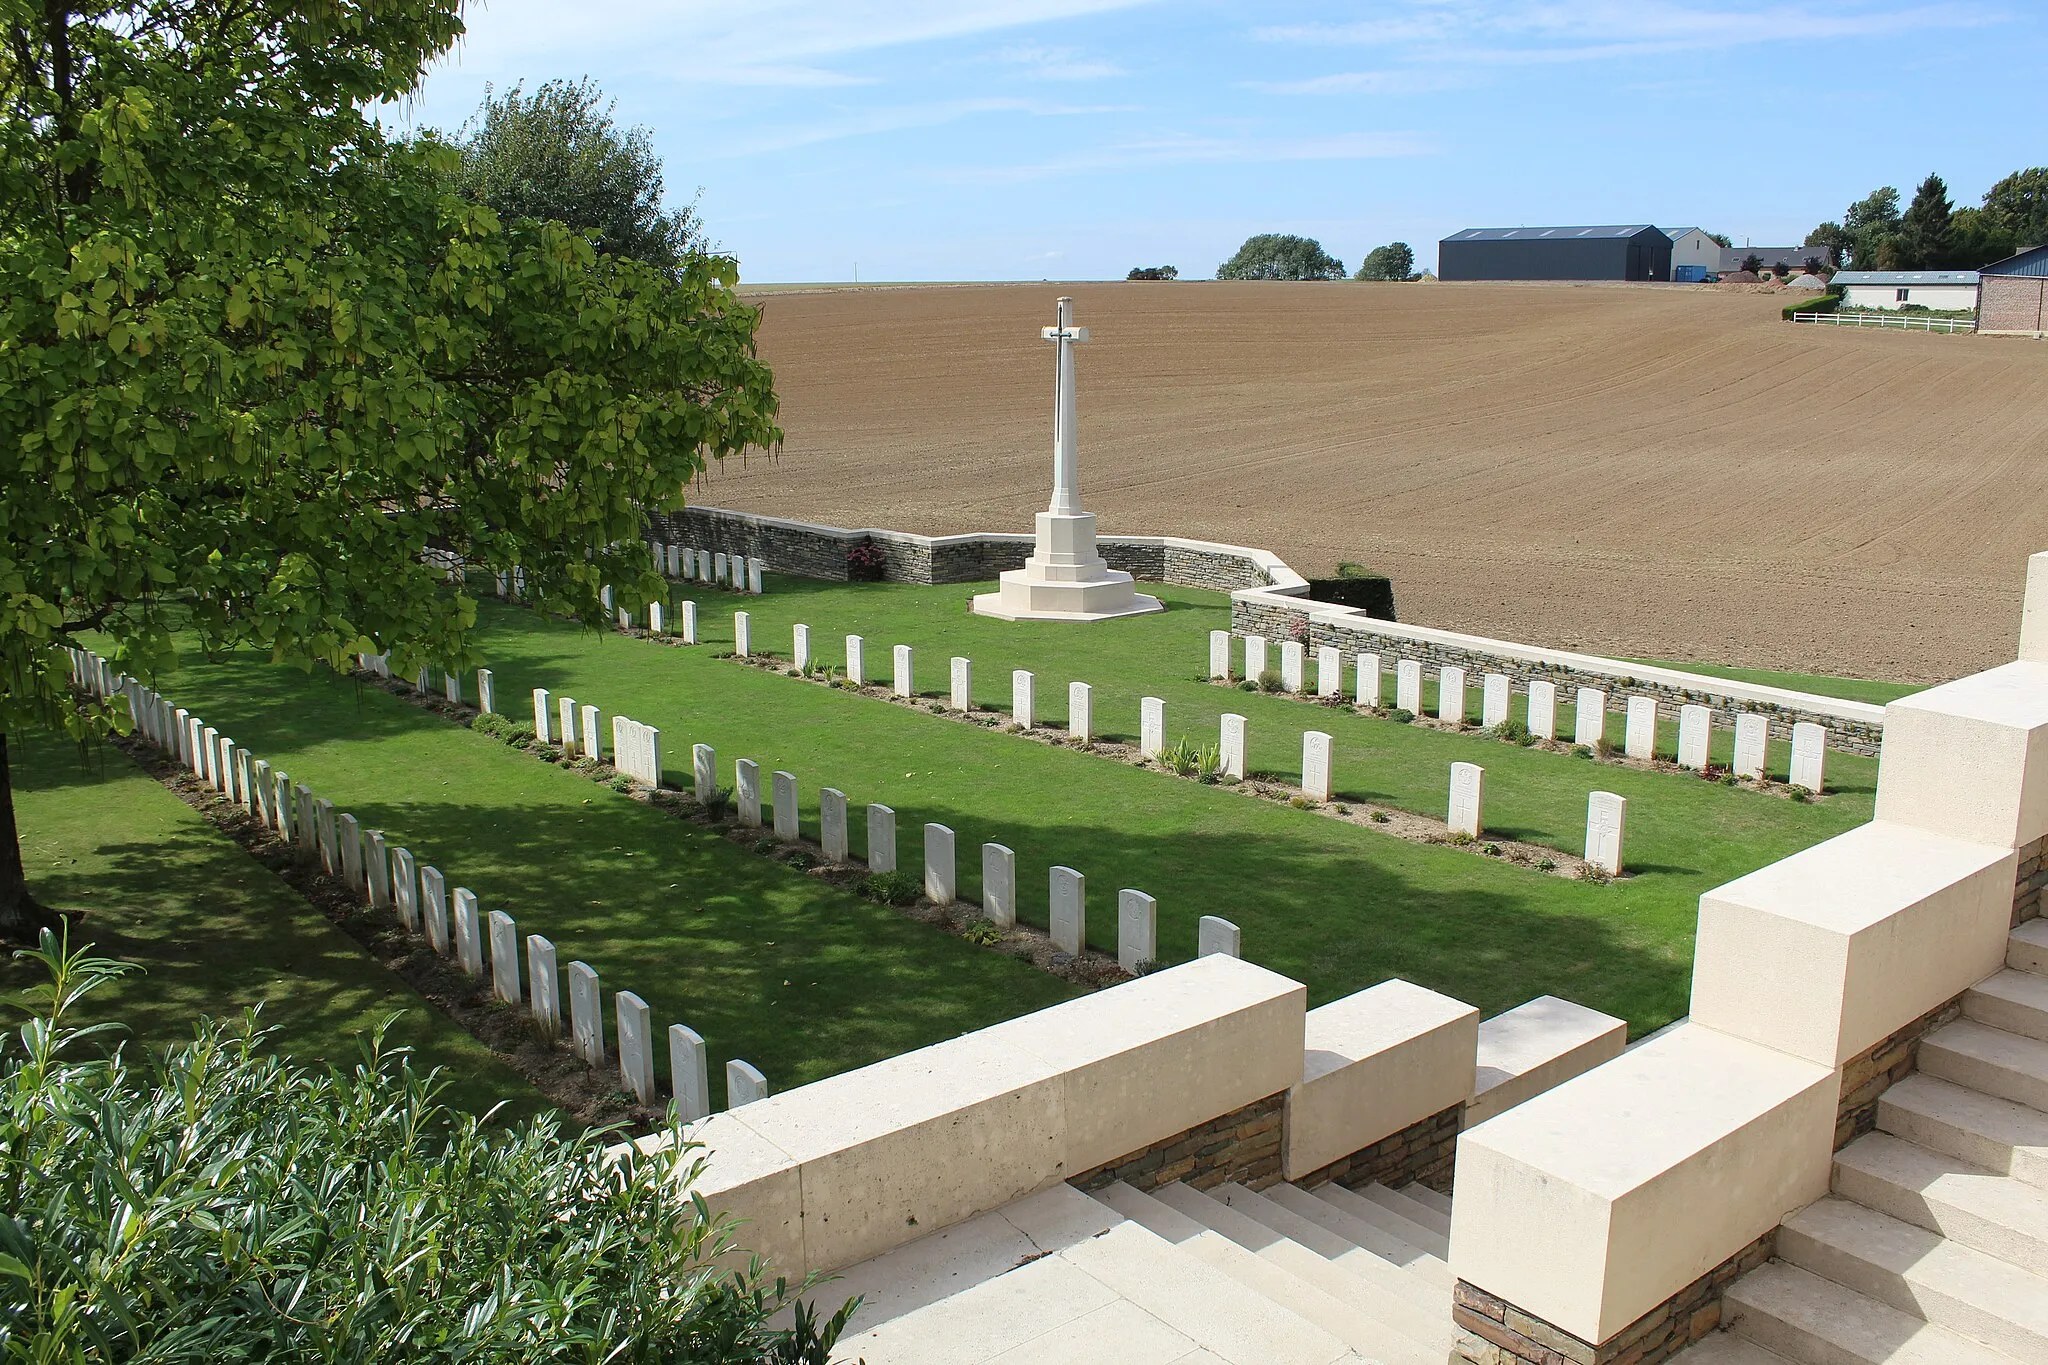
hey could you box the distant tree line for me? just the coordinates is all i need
[1807,168,2047,270]
[1125,235,1422,283]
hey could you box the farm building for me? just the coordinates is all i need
[1719,244,1833,274]
[1977,244,2048,336]
[1438,224,1672,281]
[1832,269,1980,311]
[1667,228,1721,281]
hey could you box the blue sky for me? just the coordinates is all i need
[395,1,2045,281]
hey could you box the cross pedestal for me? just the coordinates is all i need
[973,296,1163,623]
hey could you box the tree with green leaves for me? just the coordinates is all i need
[444,77,703,276]
[1355,242,1415,281]
[1982,167,2048,254]
[1217,234,1345,280]
[1842,186,1902,268]
[0,1,780,939]
[1896,173,1954,268]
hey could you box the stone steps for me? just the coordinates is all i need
[1967,969,2048,1044]
[1776,1196,2048,1364]
[1878,1072,2048,1189]
[1667,1334,1796,1365]
[1397,1181,1452,1218]
[1313,1181,1452,1260]
[1833,1131,2048,1274]
[1357,1181,1452,1240]
[2010,918,2048,976]
[1923,1018,2048,1113]
[1254,1182,1454,1288]
[1722,1261,2018,1365]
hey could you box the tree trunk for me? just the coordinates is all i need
[0,733,68,944]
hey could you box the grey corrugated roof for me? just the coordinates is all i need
[1666,227,1704,239]
[1831,270,1980,285]
[1443,225,1662,242]
[1980,244,2048,277]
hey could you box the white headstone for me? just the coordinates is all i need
[366,830,390,909]
[236,747,256,810]
[1483,673,1511,728]
[420,866,450,954]
[682,600,699,644]
[1280,641,1305,693]
[453,888,484,977]
[1317,646,1341,698]
[1049,866,1085,955]
[558,696,578,755]
[444,669,462,705]
[1529,680,1557,740]
[1397,660,1423,713]
[794,624,811,672]
[315,798,338,874]
[868,803,897,873]
[820,788,849,862]
[924,823,956,904]
[1140,697,1165,758]
[748,559,765,594]
[727,1060,769,1108]
[697,549,711,581]
[1356,653,1382,707]
[295,786,316,853]
[846,634,865,685]
[272,771,292,839]
[892,644,913,697]
[1575,688,1606,747]
[581,703,601,762]
[668,543,682,577]
[1585,791,1627,875]
[714,551,728,583]
[1678,704,1712,770]
[648,602,664,635]
[1209,630,1231,680]
[616,991,656,1104]
[735,759,761,828]
[1302,731,1333,802]
[567,961,605,1065]
[1118,889,1157,974]
[527,935,560,1036]
[1245,635,1268,681]
[1012,670,1035,729]
[1220,713,1247,779]
[201,726,219,786]
[1790,722,1827,792]
[1198,915,1241,959]
[692,743,716,803]
[1438,666,1467,724]
[218,738,238,801]
[668,1024,710,1121]
[1449,761,1485,837]
[734,611,751,658]
[391,846,418,928]
[338,814,363,892]
[773,771,798,841]
[601,585,614,613]
[1624,696,1657,760]
[476,668,495,715]
[983,843,1017,928]
[1068,681,1092,742]
[730,555,747,592]
[489,910,522,1004]
[1733,714,1768,779]
[950,656,972,711]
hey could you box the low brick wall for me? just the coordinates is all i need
[1454,1231,1774,1365]
[2016,834,2046,925]
[1833,993,1966,1150]
[1291,1100,1463,1195]
[1069,1092,1284,1193]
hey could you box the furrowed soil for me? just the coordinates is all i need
[707,280,2048,683]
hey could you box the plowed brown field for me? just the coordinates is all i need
[701,281,2048,682]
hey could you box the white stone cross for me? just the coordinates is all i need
[1043,297,1090,516]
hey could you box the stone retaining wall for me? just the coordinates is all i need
[1291,1100,1463,1196]
[1832,993,1965,1151]
[1068,1092,1285,1194]
[2016,833,2046,925]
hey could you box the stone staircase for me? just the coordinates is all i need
[1676,917,2048,1365]
[831,1175,1458,1364]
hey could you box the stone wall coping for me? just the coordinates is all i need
[1874,660,2048,847]
[1468,996,1628,1127]
[1285,980,1478,1180]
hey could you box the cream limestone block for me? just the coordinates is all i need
[1584,792,1626,876]
[1012,669,1035,728]
[1068,681,1092,741]
[1449,761,1484,837]
[773,771,799,842]
[617,992,656,1104]
[1219,713,1246,779]
[568,961,605,1065]
[1396,659,1422,713]
[868,804,897,873]
[846,634,865,685]
[728,1061,769,1107]
[924,823,956,904]
[1050,866,1085,955]
[1872,665,2048,846]
[2020,550,2048,661]
[669,1025,710,1121]
[1575,688,1606,747]
[892,644,913,697]
[749,560,765,594]
[1678,704,1711,770]
[581,704,602,762]
[557,696,578,755]
[1302,731,1333,802]
[1438,666,1466,723]
[365,830,390,909]
[735,759,761,828]
[1483,673,1511,728]
[1317,645,1340,698]
[1529,680,1557,740]
[1245,634,1268,681]
[1117,889,1157,973]
[420,866,450,954]
[1734,713,1768,778]
[1468,995,1628,1125]
[528,936,560,1034]
[1279,641,1304,693]
[489,910,521,1004]
[950,656,971,711]
[793,624,810,672]
[1209,630,1230,680]
[1624,695,1658,759]
[1691,820,2015,1069]
[1140,697,1165,758]
[1356,652,1381,707]
[1197,915,1239,958]
[820,788,849,861]
[734,611,751,658]
[453,888,483,976]
[675,1112,803,1269]
[983,844,1016,927]
[692,743,715,802]
[1282,979,1480,1180]
[648,602,664,635]
[682,600,698,644]
[1451,1023,1836,1346]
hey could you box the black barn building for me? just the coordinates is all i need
[1438,224,1673,282]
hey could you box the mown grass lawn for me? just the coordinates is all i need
[3,729,547,1120]
[1626,658,1924,709]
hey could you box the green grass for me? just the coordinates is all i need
[117,651,1080,1107]
[1625,659,1924,708]
[4,729,546,1120]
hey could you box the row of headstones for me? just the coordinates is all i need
[651,540,765,595]
[358,653,499,715]
[64,648,763,1118]
[524,687,665,788]
[1211,631,1827,792]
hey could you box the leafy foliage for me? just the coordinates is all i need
[1354,242,1415,281]
[1125,265,1178,281]
[1898,173,1954,268]
[0,931,856,1362]
[1216,234,1345,281]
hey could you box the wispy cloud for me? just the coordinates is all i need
[993,42,1129,80]
[713,96,1134,157]
[939,129,1435,184]
[1247,68,1469,96]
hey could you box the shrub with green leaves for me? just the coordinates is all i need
[1256,669,1283,694]
[0,932,855,1362]
[857,870,922,907]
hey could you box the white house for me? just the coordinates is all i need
[1667,228,1721,278]
[1831,269,1980,312]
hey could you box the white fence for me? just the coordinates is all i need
[1791,311,1975,334]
